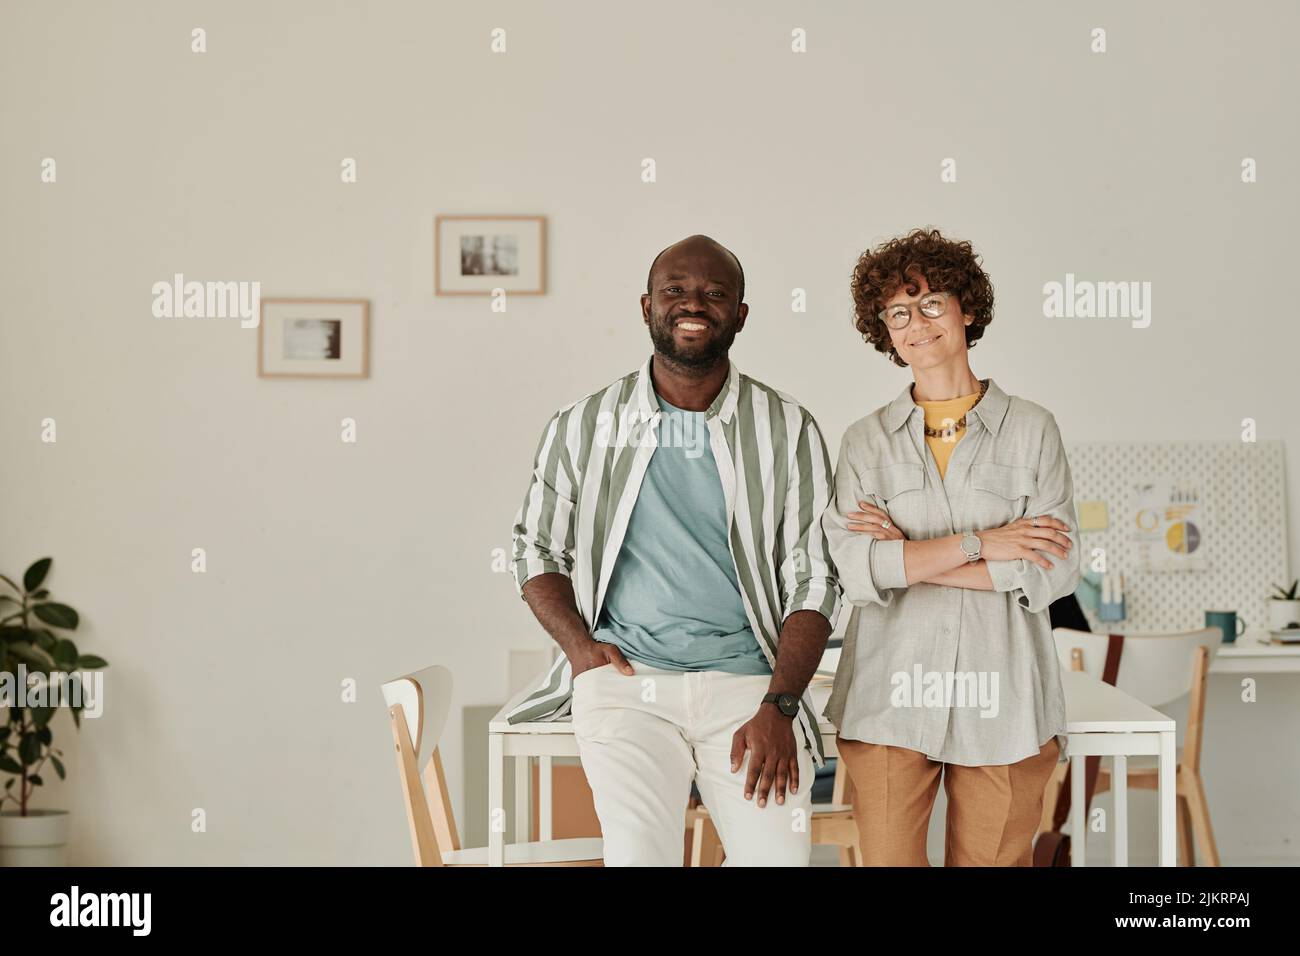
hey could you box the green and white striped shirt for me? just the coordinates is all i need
[508,357,842,767]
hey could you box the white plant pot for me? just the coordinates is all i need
[0,809,70,866]
[1270,599,1300,632]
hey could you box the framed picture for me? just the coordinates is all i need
[435,215,546,295]
[258,298,369,378]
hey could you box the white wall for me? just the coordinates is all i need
[2,0,1296,864]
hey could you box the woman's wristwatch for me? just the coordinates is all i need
[960,532,982,562]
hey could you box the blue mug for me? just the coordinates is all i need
[1206,610,1246,644]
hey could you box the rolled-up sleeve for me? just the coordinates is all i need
[821,433,906,607]
[779,412,842,629]
[511,410,577,597]
[985,413,1081,613]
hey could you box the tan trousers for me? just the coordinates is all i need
[836,736,1060,866]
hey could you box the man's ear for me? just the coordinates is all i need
[735,302,749,332]
[640,293,652,324]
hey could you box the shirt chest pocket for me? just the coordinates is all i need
[967,462,1037,529]
[860,462,927,536]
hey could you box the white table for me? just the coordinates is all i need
[1057,669,1177,865]
[487,668,1177,866]
[1210,628,1300,674]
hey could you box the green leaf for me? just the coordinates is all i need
[77,655,108,669]
[51,755,65,780]
[0,754,21,774]
[33,603,78,630]
[29,774,43,786]
[0,624,31,642]
[31,589,49,599]
[35,630,58,652]
[18,733,40,765]
[35,719,53,741]
[7,642,53,670]
[23,558,52,593]
[52,639,78,668]
[71,708,81,729]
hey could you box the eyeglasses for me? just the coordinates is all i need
[878,290,953,330]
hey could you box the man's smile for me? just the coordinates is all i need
[675,318,710,334]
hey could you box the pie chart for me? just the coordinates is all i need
[1166,520,1201,554]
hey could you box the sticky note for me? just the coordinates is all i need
[1078,500,1109,531]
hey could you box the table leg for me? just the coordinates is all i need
[515,755,531,843]
[1111,754,1128,867]
[1070,754,1086,867]
[538,756,553,841]
[1158,730,1177,866]
[488,733,504,866]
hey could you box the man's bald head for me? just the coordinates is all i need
[645,235,745,304]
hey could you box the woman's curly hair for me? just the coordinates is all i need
[851,228,994,367]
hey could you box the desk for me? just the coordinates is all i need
[1210,628,1300,674]
[1057,670,1177,866]
[487,669,1177,866]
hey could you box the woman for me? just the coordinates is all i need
[822,228,1081,866]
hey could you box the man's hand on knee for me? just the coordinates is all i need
[730,707,800,808]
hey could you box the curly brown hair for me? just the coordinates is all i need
[851,228,994,367]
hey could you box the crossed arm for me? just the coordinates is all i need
[843,502,1069,590]
[831,416,1080,607]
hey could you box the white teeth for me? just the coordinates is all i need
[679,322,706,331]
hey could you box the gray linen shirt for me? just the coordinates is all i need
[822,378,1078,766]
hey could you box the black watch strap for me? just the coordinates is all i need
[762,692,800,717]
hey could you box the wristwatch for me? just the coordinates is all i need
[960,532,982,563]
[762,692,800,717]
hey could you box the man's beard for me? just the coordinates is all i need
[648,311,737,371]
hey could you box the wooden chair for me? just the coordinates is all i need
[1041,627,1222,866]
[685,759,861,866]
[382,664,603,866]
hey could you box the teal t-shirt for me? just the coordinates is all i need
[591,394,771,674]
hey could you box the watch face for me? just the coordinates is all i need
[778,693,799,716]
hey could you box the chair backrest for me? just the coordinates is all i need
[380,665,456,866]
[1051,627,1220,708]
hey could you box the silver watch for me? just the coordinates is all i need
[959,532,982,562]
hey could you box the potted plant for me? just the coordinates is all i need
[0,557,106,866]
[1270,580,1300,632]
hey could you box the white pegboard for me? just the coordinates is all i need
[1063,440,1289,635]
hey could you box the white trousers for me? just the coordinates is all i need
[570,661,814,866]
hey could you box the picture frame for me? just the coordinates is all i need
[435,215,546,295]
[258,298,370,378]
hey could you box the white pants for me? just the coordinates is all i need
[570,661,814,867]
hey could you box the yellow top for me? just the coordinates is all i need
[916,389,982,480]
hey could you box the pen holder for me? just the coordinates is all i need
[1097,595,1126,622]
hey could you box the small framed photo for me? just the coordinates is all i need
[435,215,546,295]
[259,298,369,378]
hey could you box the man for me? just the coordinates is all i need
[508,235,841,866]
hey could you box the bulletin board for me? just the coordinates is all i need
[1062,440,1289,635]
